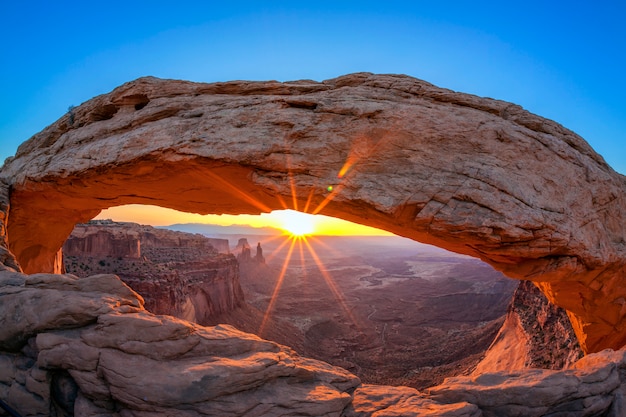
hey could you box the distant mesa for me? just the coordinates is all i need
[67,219,231,256]
[165,222,282,237]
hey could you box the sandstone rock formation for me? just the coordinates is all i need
[255,242,265,263]
[473,280,583,374]
[0,179,19,272]
[3,270,626,416]
[0,271,361,416]
[1,73,624,353]
[64,227,141,260]
[429,348,626,417]
[236,238,253,262]
[65,219,230,256]
[0,269,466,417]
[64,221,244,324]
[235,237,265,264]
[1,72,626,415]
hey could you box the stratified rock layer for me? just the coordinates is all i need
[63,220,243,323]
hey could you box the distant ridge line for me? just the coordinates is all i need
[161,223,283,236]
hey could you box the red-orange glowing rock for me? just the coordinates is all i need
[1,73,625,415]
[2,73,624,353]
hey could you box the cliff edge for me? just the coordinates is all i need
[63,220,243,324]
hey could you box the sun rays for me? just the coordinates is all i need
[254,145,378,339]
[93,132,393,341]
[258,233,365,339]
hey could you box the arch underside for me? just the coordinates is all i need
[1,73,625,354]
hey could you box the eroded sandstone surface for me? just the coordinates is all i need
[1,73,624,353]
[1,73,626,414]
[0,271,361,416]
[2,271,626,416]
[473,280,584,375]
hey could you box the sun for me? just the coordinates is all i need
[277,210,316,237]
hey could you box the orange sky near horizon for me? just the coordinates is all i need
[94,204,394,236]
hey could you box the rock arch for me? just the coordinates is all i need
[1,73,624,354]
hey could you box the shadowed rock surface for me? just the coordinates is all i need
[473,280,584,374]
[1,73,626,415]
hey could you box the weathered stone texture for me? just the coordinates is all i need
[429,348,626,417]
[1,73,624,353]
[1,271,361,416]
[1,73,625,415]
[2,265,626,415]
[473,280,583,374]
[0,179,19,272]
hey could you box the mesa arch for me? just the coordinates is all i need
[1,73,624,355]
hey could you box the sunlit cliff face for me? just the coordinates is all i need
[2,74,625,355]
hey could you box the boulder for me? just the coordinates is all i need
[344,384,481,417]
[0,271,143,352]
[428,348,626,417]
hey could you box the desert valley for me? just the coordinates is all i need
[61,217,587,392]
[63,220,521,389]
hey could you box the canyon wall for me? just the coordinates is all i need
[63,221,243,324]
[473,280,584,374]
[64,230,141,259]
[65,219,230,255]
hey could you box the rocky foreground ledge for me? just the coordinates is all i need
[1,270,625,417]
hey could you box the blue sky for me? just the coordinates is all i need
[1,1,625,174]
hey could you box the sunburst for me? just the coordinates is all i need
[277,209,316,237]
[256,149,372,339]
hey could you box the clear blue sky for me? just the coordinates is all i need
[1,1,624,174]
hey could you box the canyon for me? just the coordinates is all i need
[62,221,520,389]
[63,220,242,323]
[1,73,625,415]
